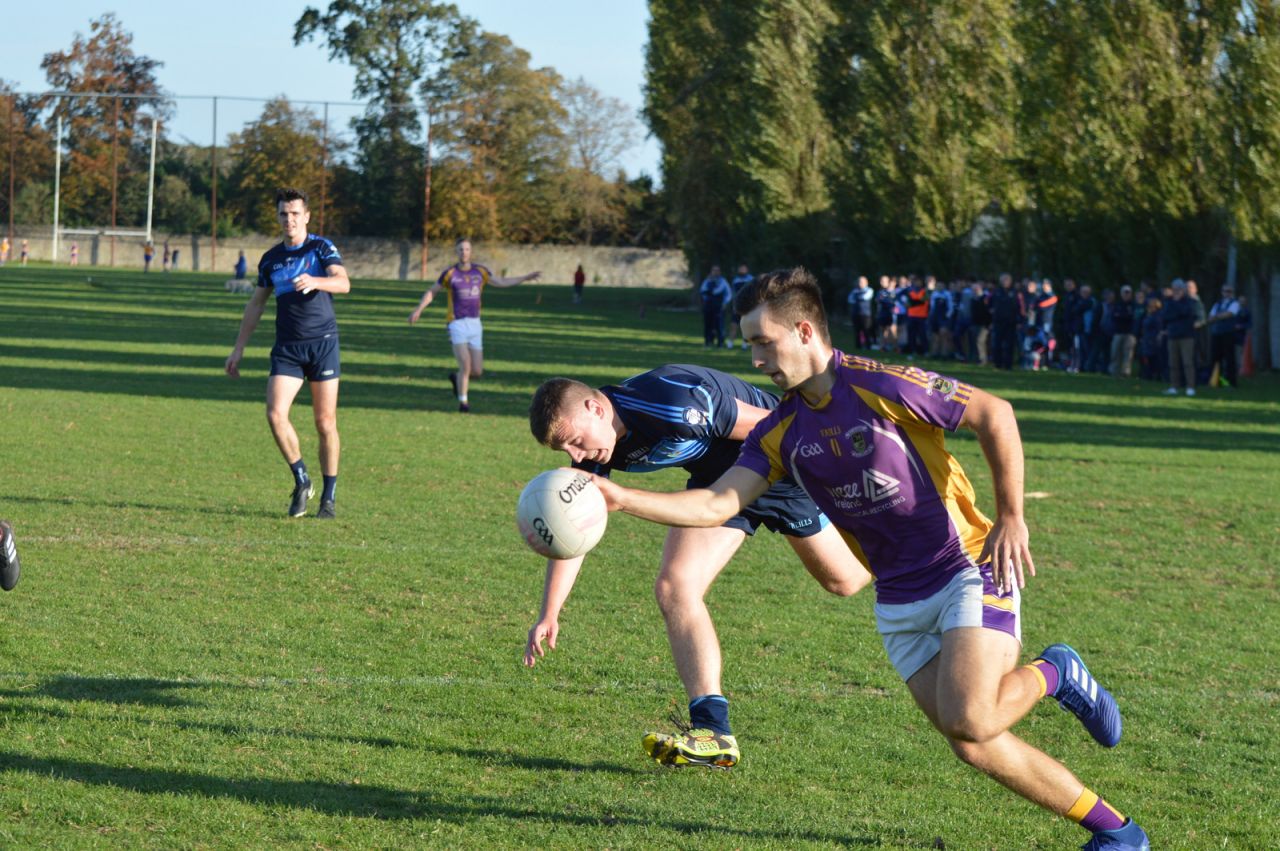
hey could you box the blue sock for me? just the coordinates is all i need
[289,459,309,487]
[689,694,731,736]
[321,475,337,502]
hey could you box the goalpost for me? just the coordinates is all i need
[50,103,160,264]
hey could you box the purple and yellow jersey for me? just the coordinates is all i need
[437,264,492,323]
[737,351,992,604]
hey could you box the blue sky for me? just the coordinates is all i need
[2,0,660,179]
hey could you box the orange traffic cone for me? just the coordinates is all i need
[1240,333,1255,377]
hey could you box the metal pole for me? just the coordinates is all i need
[421,105,432,280]
[52,113,61,263]
[211,96,218,272]
[319,104,328,234]
[145,114,157,242]
[7,93,15,243]
[110,97,120,265]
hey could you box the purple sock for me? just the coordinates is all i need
[1031,659,1059,697]
[1080,799,1126,833]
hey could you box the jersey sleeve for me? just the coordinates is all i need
[846,358,971,432]
[256,258,269,289]
[317,238,343,268]
[436,267,453,288]
[618,370,719,443]
[735,412,787,485]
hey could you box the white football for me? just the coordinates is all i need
[516,468,608,559]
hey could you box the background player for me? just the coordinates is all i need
[225,188,350,519]
[524,366,871,768]
[408,238,539,412]
[587,269,1148,850]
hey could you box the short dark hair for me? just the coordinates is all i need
[529,377,596,446]
[275,187,309,208]
[733,267,830,345]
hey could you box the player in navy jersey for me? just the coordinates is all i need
[524,365,871,768]
[409,238,540,412]
[587,270,1148,850]
[226,188,351,519]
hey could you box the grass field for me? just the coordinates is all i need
[0,263,1277,849]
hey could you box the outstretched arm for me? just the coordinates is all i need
[523,554,586,667]
[593,465,770,528]
[491,270,541,288]
[960,386,1034,592]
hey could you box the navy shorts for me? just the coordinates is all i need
[270,335,341,382]
[687,473,828,538]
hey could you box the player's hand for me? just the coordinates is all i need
[587,474,626,512]
[524,618,559,667]
[408,309,421,325]
[978,515,1035,592]
[225,351,242,378]
[292,273,317,294]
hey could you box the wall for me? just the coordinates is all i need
[3,230,692,289]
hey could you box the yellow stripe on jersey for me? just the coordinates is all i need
[754,412,795,486]
[849,386,992,564]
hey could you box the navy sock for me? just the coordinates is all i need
[290,459,309,487]
[321,475,337,502]
[689,694,731,736]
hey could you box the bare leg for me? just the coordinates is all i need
[654,526,746,699]
[266,375,306,464]
[906,627,1085,815]
[310,378,340,476]
[785,525,872,596]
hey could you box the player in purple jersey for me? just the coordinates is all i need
[409,238,540,412]
[523,367,870,768]
[226,188,351,519]
[588,269,1148,850]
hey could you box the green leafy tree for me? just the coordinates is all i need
[423,24,568,242]
[294,0,462,237]
[224,98,332,234]
[646,0,838,277]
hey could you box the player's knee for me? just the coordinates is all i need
[653,573,698,615]
[266,407,290,430]
[314,413,338,436]
[938,710,1003,745]
[470,366,483,378]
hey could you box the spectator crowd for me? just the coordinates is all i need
[840,274,1253,394]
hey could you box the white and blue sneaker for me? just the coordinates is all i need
[1081,819,1149,850]
[1036,643,1123,747]
[0,520,19,591]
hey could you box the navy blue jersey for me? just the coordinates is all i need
[257,235,344,343]
[575,365,777,483]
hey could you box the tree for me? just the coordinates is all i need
[558,77,641,243]
[225,98,332,233]
[423,24,568,242]
[294,0,462,237]
[40,14,168,229]
[0,83,54,229]
[646,0,838,276]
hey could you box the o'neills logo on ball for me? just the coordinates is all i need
[558,473,593,503]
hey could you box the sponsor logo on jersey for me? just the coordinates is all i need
[683,407,707,426]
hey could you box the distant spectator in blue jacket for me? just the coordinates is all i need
[1161,279,1199,395]
[1206,285,1241,388]
[700,266,731,348]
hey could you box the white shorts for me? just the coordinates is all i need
[447,317,483,349]
[875,565,1021,682]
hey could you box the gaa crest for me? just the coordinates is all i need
[844,424,874,458]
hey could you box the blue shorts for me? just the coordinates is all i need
[687,473,828,538]
[270,335,341,382]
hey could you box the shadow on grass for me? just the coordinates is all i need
[4,494,280,520]
[0,750,883,844]
[35,675,214,707]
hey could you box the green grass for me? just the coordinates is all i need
[0,263,1277,848]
